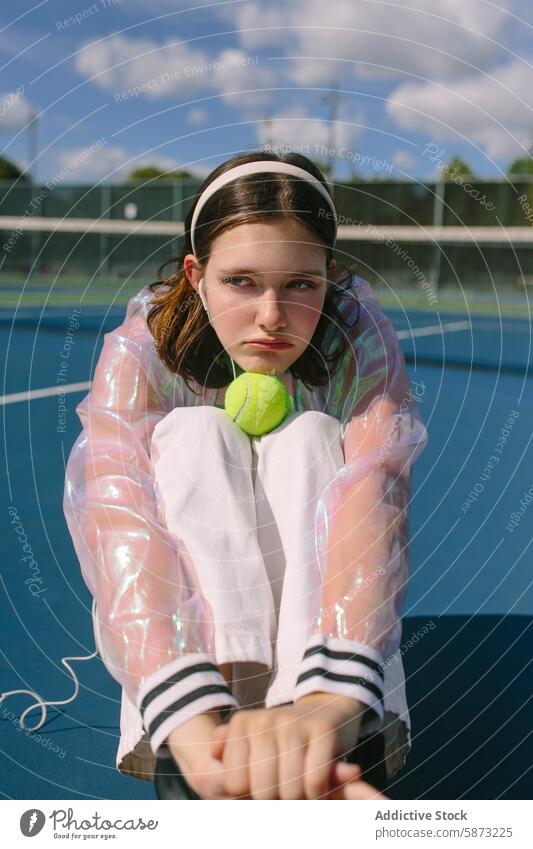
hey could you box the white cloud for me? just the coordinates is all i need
[386,56,533,160]
[229,0,511,84]
[54,144,139,181]
[285,57,346,87]
[119,0,225,11]
[54,144,205,182]
[75,34,209,98]
[256,104,364,161]
[0,90,36,131]
[391,149,418,172]
[75,35,275,107]
[187,106,209,124]
[210,49,275,107]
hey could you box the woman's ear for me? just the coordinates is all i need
[183,254,203,290]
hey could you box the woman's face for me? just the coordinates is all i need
[184,218,336,377]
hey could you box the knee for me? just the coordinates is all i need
[200,406,258,464]
[282,409,342,440]
[261,410,343,457]
[153,404,250,451]
[189,405,250,441]
[205,404,248,433]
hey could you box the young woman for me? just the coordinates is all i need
[62,150,428,800]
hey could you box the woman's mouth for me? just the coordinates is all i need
[246,341,293,350]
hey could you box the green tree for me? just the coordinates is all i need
[128,166,194,181]
[507,156,533,176]
[345,168,364,183]
[441,155,474,179]
[508,156,533,227]
[311,158,333,179]
[0,154,26,180]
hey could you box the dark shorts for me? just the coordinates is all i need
[153,730,388,799]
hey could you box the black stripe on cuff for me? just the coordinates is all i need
[302,643,385,680]
[296,667,385,704]
[139,660,225,717]
[146,683,235,741]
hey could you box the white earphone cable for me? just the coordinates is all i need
[0,598,99,732]
[200,276,237,380]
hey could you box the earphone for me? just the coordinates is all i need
[198,276,238,380]
[197,276,288,383]
[198,276,210,319]
[0,598,99,732]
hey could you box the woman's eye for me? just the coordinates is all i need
[222,276,250,287]
[290,280,316,289]
[222,276,315,290]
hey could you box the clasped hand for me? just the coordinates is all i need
[167,693,388,800]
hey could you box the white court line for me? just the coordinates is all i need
[0,381,92,405]
[395,320,471,339]
[470,320,531,334]
[1,321,472,406]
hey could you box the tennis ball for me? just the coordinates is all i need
[224,372,293,436]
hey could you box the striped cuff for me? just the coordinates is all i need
[137,654,239,757]
[292,634,385,724]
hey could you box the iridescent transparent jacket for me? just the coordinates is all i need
[63,274,428,761]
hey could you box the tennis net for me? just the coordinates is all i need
[0,216,531,374]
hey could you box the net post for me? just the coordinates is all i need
[429,174,446,295]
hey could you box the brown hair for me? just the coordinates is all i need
[146,149,360,393]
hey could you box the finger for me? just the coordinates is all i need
[213,723,229,742]
[319,761,362,800]
[278,730,308,799]
[190,754,256,801]
[343,778,389,800]
[301,726,338,799]
[249,729,279,800]
[211,736,225,761]
[334,761,362,784]
[184,755,228,800]
[211,724,229,761]
[221,718,251,798]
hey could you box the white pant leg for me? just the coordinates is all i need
[150,405,276,668]
[251,409,411,772]
[250,410,346,707]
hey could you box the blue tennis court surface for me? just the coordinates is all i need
[392,310,532,374]
[1,295,531,800]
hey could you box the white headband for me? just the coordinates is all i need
[189,160,337,255]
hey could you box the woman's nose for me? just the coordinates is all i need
[256,293,288,329]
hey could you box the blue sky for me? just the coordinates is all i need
[0,0,531,185]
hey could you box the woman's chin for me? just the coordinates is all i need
[227,347,298,376]
[243,357,290,376]
[247,349,299,368]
